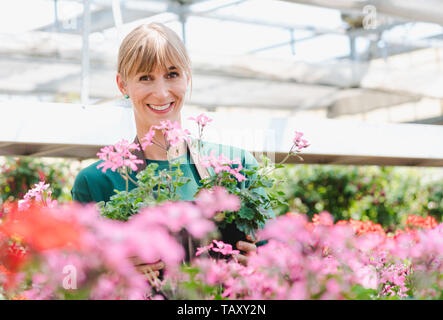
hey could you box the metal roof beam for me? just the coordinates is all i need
[282,0,443,25]
[36,1,166,34]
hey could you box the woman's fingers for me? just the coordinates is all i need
[130,258,165,286]
[232,253,249,266]
[136,266,160,278]
[143,261,165,272]
[128,256,141,265]
[138,267,162,287]
[233,241,257,267]
[129,257,165,270]
[135,263,163,274]
[236,241,257,253]
[245,234,260,243]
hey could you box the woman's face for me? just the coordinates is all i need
[118,64,188,129]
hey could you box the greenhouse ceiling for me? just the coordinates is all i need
[1,0,443,162]
[0,0,442,120]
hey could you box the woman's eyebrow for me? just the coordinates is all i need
[168,66,177,70]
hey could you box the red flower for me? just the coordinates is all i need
[0,264,11,276]
[312,212,334,226]
[339,219,385,236]
[0,204,83,252]
[406,215,437,229]
[0,240,29,290]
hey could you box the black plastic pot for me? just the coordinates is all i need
[219,223,247,248]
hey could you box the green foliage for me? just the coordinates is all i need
[159,264,226,300]
[346,285,379,300]
[99,154,278,242]
[196,155,279,240]
[99,161,191,221]
[0,156,76,203]
[271,164,443,228]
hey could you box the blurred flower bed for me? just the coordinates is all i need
[0,124,441,300]
[271,165,443,229]
[0,156,85,214]
[0,195,441,300]
[0,160,441,300]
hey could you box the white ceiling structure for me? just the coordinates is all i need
[2,101,443,167]
[1,0,443,165]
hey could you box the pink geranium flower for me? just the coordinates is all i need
[292,130,310,153]
[188,113,213,128]
[141,128,156,150]
[196,243,214,257]
[140,120,191,151]
[18,180,56,211]
[211,240,240,256]
[163,121,191,147]
[196,240,240,258]
[96,139,144,173]
[200,150,246,183]
[23,181,49,202]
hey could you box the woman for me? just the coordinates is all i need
[71,23,260,276]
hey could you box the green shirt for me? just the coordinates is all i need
[71,141,260,204]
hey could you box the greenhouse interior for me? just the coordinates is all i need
[0,0,442,302]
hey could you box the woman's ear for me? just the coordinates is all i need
[116,73,127,96]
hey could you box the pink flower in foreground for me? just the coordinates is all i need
[195,186,241,218]
[96,139,144,173]
[134,200,217,240]
[188,113,213,128]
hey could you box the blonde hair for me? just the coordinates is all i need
[117,23,192,87]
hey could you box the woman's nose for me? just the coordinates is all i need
[151,79,170,101]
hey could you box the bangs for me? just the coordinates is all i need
[123,32,189,79]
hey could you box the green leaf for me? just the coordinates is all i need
[238,206,255,220]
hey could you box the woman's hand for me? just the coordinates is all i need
[129,256,165,286]
[233,234,258,266]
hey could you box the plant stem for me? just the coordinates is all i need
[167,149,172,172]
[126,174,140,188]
[260,148,302,178]
[198,125,202,155]
[278,152,293,167]
[188,235,194,260]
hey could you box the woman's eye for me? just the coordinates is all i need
[139,75,151,81]
[167,72,179,79]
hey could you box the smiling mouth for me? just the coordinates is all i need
[147,102,174,113]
